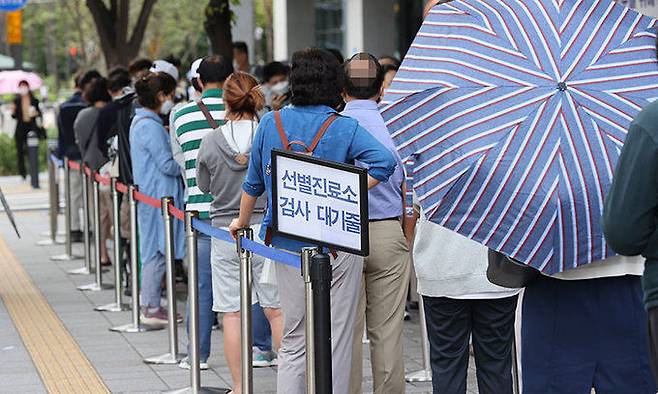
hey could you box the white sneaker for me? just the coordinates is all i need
[178,357,209,370]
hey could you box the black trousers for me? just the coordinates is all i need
[423,295,518,394]
[14,127,27,179]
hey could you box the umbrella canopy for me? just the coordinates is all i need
[0,70,42,94]
[382,0,658,274]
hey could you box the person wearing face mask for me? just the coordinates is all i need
[171,54,233,369]
[11,80,43,181]
[130,71,185,326]
[150,59,179,127]
[260,61,290,114]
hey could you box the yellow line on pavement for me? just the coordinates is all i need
[0,235,109,394]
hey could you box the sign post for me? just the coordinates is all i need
[271,149,369,393]
[5,8,24,70]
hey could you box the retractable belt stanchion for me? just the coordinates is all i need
[144,196,183,364]
[167,212,229,394]
[111,185,161,333]
[78,173,113,291]
[405,296,432,382]
[310,252,332,394]
[52,158,83,261]
[69,165,92,275]
[301,247,319,394]
[96,178,129,311]
[38,150,63,246]
[238,228,254,394]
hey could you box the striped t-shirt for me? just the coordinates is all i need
[172,88,226,219]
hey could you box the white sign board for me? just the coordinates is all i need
[271,149,369,256]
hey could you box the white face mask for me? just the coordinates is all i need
[270,80,289,96]
[160,99,174,115]
[18,87,29,96]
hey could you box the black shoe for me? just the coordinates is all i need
[70,230,83,243]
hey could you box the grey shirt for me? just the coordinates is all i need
[74,106,106,171]
[196,120,266,227]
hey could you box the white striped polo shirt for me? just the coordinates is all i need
[172,88,226,219]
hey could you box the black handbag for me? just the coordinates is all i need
[486,249,541,288]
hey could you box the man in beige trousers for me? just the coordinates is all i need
[341,53,414,394]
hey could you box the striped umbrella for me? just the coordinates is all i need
[382,0,658,274]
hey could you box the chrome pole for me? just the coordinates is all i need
[111,185,161,333]
[38,149,63,245]
[69,166,92,275]
[166,212,228,394]
[144,196,183,364]
[302,247,319,394]
[53,158,82,261]
[96,178,128,311]
[238,228,254,394]
[78,174,113,291]
[405,296,432,382]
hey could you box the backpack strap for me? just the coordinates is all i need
[308,114,337,153]
[274,110,338,154]
[274,111,290,149]
[197,100,219,129]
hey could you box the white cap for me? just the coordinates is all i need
[150,60,179,81]
[187,58,203,82]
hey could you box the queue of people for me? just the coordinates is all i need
[51,34,658,394]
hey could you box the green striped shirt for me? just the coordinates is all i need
[172,88,226,219]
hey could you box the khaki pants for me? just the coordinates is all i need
[350,220,411,394]
[68,168,83,231]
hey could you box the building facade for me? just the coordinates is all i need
[272,0,428,61]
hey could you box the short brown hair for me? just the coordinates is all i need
[223,72,264,117]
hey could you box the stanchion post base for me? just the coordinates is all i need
[143,352,185,365]
[52,253,83,261]
[40,230,66,237]
[95,302,130,312]
[67,266,91,275]
[77,283,114,291]
[37,238,65,246]
[110,323,164,333]
[165,387,232,394]
[405,369,432,382]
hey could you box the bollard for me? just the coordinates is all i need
[27,131,39,189]
[310,252,332,394]
[238,228,254,394]
[78,174,113,291]
[166,212,229,394]
[37,149,64,246]
[405,296,432,382]
[52,158,83,261]
[68,165,92,275]
[144,197,184,364]
[301,247,320,394]
[96,178,129,311]
[110,185,162,333]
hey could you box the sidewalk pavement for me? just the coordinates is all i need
[0,205,480,393]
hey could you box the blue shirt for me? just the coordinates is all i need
[242,105,397,252]
[130,108,186,263]
[342,100,405,219]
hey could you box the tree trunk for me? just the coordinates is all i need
[86,0,157,68]
[204,0,233,61]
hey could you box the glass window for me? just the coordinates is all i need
[315,0,344,52]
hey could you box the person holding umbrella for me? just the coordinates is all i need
[11,80,43,183]
[382,1,658,393]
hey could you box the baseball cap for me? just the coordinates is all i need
[187,58,203,82]
[150,60,179,81]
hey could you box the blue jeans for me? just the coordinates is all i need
[186,229,214,362]
[253,303,272,351]
[140,252,165,308]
